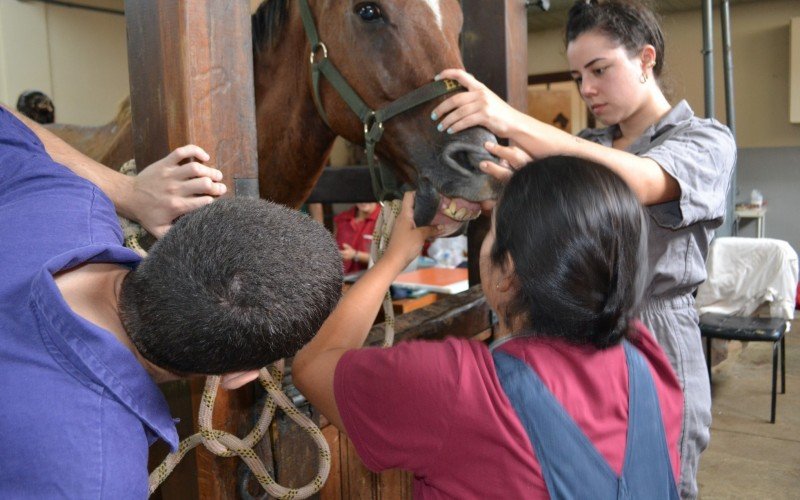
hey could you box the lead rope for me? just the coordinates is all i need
[369,199,403,347]
[116,163,330,499]
[148,367,330,499]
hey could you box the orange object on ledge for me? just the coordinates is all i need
[393,267,469,295]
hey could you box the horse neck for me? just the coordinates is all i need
[253,14,336,208]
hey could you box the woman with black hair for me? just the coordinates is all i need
[294,156,683,499]
[431,1,735,496]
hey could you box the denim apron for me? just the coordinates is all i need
[492,341,679,499]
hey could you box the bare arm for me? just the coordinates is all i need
[431,69,680,206]
[292,193,441,431]
[5,105,227,237]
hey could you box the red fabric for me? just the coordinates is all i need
[333,321,683,499]
[796,282,800,309]
[334,206,380,274]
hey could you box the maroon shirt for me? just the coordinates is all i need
[334,322,683,499]
[334,206,380,273]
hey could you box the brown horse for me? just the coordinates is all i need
[48,0,501,230]
[46,96,134,174]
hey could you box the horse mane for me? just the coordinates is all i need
[252,0,288,53]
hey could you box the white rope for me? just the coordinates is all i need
[148,365,331,499]
[117,163,330,498]
[369,199,403,348]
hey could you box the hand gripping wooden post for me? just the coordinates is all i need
[124,1,310,498]
[125,0,259,199]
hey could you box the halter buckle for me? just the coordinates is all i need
[309,42,328,65]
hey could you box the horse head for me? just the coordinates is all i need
[252,0,502,234]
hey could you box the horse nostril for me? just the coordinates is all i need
[449,150,477,173]
[441,141,497,176]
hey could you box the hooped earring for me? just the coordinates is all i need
[641,61,655,84]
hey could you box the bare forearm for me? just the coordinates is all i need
[292,253,406,431]
[6,105,138,218]
[308,254,405,355]
[506,116,679,205]
[565,138,679,205]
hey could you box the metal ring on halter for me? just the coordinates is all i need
[363,111,383,137]
[309,42,328,65]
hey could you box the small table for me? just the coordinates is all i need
[734,205,767,238]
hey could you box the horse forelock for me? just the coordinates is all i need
[252,0,289,53]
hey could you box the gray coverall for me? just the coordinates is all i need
[580,100,736,499]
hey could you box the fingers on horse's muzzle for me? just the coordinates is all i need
[438,140,504,201]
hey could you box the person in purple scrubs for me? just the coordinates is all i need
[0,106,342,498]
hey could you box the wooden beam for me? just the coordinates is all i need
[125,0,258,198]
[125,1,258,498]
[306,166,376,204]
[461,0,528,286]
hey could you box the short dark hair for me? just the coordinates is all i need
[119,197,343,374]
[16,90,55,124]
[565,0,666,79]
[491,156,648,349]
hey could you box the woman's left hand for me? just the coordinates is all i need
[477,141,534,183]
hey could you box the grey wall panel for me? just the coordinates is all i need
[734,147,800,252]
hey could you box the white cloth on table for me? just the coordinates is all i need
[695,237,798,321]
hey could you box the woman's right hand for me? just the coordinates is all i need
[431,69,522,138]
[385,192,443,268]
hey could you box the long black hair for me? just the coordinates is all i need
[491,156,648,349]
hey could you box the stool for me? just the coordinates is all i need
[699,313,787,423]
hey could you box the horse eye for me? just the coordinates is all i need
[355,2,383,22]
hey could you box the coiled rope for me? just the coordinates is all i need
[147,366,330,499]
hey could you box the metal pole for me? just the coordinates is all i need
[720,0,736,136]
[720,0,737,237]
[701,0,715,118]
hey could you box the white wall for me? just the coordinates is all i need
[0,0,128,125]
[527,0,800,148]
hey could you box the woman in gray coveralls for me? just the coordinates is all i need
[430,0,736,498]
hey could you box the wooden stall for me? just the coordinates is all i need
[124,1,528,498]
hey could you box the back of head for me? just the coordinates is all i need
[16,90,55,124]
[491,156,648,349]
[120,197,343,374]
[565,0,665,79]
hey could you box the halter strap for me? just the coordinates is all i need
[298,0,464,201]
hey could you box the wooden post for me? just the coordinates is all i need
[125,1,259,498]
[125,0,259,198]
[461,0,528,285]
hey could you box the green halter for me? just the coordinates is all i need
[298,0,464,202]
